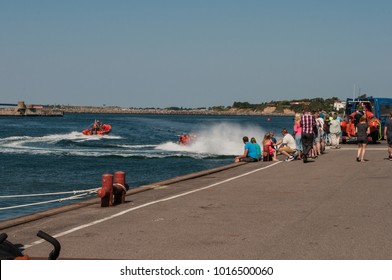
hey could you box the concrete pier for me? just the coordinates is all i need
[0,143,391,259]
[0,101,64,116]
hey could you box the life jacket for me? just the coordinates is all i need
[340,120,347,132]
[368,118,380,132]
[346,121,355,137]
[365,110,374,122]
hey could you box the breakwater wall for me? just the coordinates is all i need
[62,106,295,116]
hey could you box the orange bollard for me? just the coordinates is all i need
[97,173,113,207]
[113,171,129,205]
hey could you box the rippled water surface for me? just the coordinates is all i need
[0,113,293,220]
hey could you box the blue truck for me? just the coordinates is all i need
[344,96,392,143]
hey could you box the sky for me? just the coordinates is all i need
[1,0,391,108]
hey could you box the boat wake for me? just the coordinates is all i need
[0,132,125,157]
[0,131,205,158]
[0,123,267,159]
[0,131,122,143]
[156,122,267,156]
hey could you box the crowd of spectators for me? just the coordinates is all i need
[234,105,391,163]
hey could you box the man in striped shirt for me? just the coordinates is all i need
[300,106,316,163]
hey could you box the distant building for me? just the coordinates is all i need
[333,101,346,111]
[289,101,311,105]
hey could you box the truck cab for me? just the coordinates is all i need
[344,97,392,143]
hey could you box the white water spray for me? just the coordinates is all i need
[156,122,267,156]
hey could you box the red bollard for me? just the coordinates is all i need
[113,171,129,205]
[97,173,113,207]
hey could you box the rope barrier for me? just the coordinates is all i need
[0,188,99,199]
[113,183,127,192]
[0,189,99,211]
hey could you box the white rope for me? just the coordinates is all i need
[0,188,99,199]
[0,189,98,211]
[113,183,127,192]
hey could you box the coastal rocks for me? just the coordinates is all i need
[60,105,295,116]
[262,106,277,114]
[283,108,295,115]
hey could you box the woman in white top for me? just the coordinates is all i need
[329,113,342,149]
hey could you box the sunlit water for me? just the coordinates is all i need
[0,114,293,221]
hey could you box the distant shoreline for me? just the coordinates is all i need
[1,97,342,116]
[0,105,295,117]
[60,106,296,116]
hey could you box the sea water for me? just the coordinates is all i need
[0,114,293,221]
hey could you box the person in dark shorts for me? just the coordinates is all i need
[355,115,370,162]
[300,106,316,163]
[384,112,392,160]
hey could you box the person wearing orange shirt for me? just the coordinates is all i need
[346,117,356,137]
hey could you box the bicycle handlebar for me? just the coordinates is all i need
[37,230,61,260]
[0,233,8,244]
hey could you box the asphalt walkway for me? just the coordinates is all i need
[1,143,391,259]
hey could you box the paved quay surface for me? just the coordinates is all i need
[1,142,391,260]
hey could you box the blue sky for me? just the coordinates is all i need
[1,0,391,108]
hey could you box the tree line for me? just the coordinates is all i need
[227,97,341,113]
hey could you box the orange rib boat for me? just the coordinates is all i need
[82,124,112,135]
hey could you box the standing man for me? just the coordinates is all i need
[384,112,392,161]
[235,136,258,162]
[300,106,316,163]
